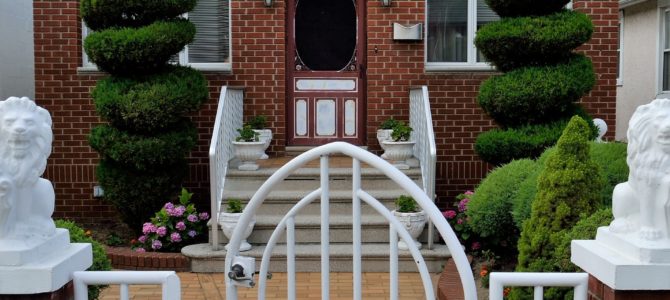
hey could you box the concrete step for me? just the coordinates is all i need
[226,166,422,180]
[213,213,433,244]
[183,242,451,273]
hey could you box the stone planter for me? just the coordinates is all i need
[392,210,427,250]
[233,141,266,171]
[377,129,393,159]
[253,129,273,159]
[219,212,256,252]
[381,140,415,169]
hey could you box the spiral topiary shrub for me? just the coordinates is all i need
[84,20,195,75]
[80,0,197,31]
[474,0,597,165]
[82,0,207,234]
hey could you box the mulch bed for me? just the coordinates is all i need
[105,247,190,272]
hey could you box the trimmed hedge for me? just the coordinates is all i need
[475,10,593,72]
[81,0,197,31]
[478,54,595,127]
[92,66,208,132]
[89,122,197,170]
[55,220,112,300]
[484,0,570,18]
[97,159,187,231]
[84,20,195,75]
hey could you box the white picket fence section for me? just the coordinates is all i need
[409,86,437,249]
[223,142,477,300]
[73,271,181,300]
[488,272,588,300]
[209,86,244,251]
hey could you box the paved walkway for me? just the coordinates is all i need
[100,272,440,299]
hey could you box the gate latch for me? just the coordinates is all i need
[228,256,256,288]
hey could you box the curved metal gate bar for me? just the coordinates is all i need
[224,142,477,300]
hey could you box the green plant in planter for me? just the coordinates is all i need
[390,122,413,142]
[395,195,420,213]
[247,115,268,130]
[236,125,260,142]
[226,198,244,213]
[380,117,401,130]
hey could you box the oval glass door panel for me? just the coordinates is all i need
[295,0,356,71]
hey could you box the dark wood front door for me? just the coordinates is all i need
[287,0,366,146]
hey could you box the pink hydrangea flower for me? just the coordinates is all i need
[142,222,156,234]
[471,242,481,250]
[458,198,470,212]
[138,235,147,243]
[188,230,197,237]
[187,214,198,222]
[156,226,167,237]
[176,221,186,231]
[164,202,174,210]
[170,232,182,243]
[151,240,162,250]
[199,212,209,220]
[442,210,457,219]
[464,190,474,195]
[135,248,146,253]
[457,218,464,225]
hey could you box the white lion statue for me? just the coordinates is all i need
[0,97,55,240]
[610,98,670,241]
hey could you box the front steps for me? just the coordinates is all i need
[183,158,451,273]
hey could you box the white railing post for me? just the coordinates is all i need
[409,86,437,250]
[320,155,330,300]
[73,271,181,300]
[209,86,244,250]
[488,272,588,300]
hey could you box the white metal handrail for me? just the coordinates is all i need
[73,271,181,300]
[209,86,244,250]
[489,272,588,300]
[409,86,437,249]
[224,142,476,300]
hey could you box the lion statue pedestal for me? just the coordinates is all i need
[0,97,92,296]
[573,98,670,294]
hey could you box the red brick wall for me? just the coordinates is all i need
[33,0,617,225]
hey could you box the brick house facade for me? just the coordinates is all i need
[32,0,618,225]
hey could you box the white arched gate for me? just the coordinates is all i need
[223,142,477,300]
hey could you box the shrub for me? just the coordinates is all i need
[133,188,209,252]
[226,198,244,213]
[379,118,401,130]
[478,54,595,127]
[513,116,603,299]
[247,115,268,130]
[484,0,571,18]
[395,195,419,212]
[390,121,413,141]
[97,159,187,231]
[92,66,208,133]
[467,159,539,255]
[236,125,260,142]
[475,11,593,72]
[55,220,112,300]
[475,121,566,166]
[89,123,196,170]
[80,0,197,31]
[84,20,195,75]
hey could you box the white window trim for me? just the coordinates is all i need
[424,0,496,72]
[617,10,624,86]
[79,8,232,73]
[658,6,670,94]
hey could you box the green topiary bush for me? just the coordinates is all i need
[89,123,197,170]
[55,220,112,300]
[478,54,595,127]
[485,0,571,18]
[97,159,187,231]
[92,66,208,133]
[512,116,603,299]
[475,10,593,72]
[84,20,195,75]
[467,159,539,254]
[80,0,197,31]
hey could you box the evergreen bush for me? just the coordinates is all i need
[485,0,570,18]
[84,20,195,75]
[475,10,593,72]
[512,116,603,299]
[92,66,207,132]
[477,54,595,127]
[80,0,197,31]
[55,220,112,300]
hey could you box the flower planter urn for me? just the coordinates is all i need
[381,140,416,169]
[377,129,393,159]
[253,129,273,159]
[219,212,256,252]
[233,141,266,171]
[392,210,427,250]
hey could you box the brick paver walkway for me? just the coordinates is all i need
[100,272,439,299]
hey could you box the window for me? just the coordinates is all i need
[425,0,499,71]
[662,8,670,92]
[81,0,231,72]
[617,10,623,86]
